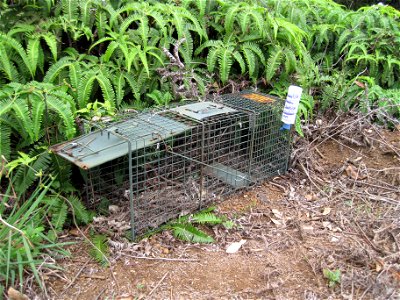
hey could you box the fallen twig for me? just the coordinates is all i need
[147,271,169,298]
[123,253,200,262]
[61,259,90,294]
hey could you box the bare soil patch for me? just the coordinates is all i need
[39,113,399,300]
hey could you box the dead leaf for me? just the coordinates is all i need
[322,221,342,232]
[271,209,283,219]
[108,205,120,214]
[322,207,331,216]
[376,261,383,272]
[305,194,313,201]
[8,287,29,300]
[68,228,80,237]
[322,221,333,230]
[270,218,283,226]
[116,295,134,300]
[345,165,359,180]
[330,236,340,243]
[301,225,314,234]
[226,239,247,254]
[354,80,365,88]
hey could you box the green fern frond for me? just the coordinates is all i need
[239,8,265,36]
[89,234,109,267]
[67,195,92,224]
[123,72,140,101]
[242,42,265,64]
[96,11,107,39]
[266,46,283,82]
[0,33,34,78]
[225,3,242,34]
[242,47,256,77]
[53,203,69,231]
[111,2,142,28]
[78,72,96,109]
[49,89,76,114]
[175,6,207,40]
[195,40,220,55]
[50,200,68,231]
[67,62,81,99]
[171,223,214,243]
[44,56,73,83]
[102,41,119,62]
[31,95,45,141]
[41,33,58,62]
[206,47,219,73]
[114,73,125,107]
[96,73,116,109]
[322,85,339,110]
[218,47,234,83]
[7,24,35,38]
[45,94,76,139]
[190,212,223,225]
[27,37,40,76]
[0,122,11,160]
[0,96,16,116]
[62,0,79,22]
[88,37,114,54]
[0,44,20,82]
[79,0,94,27]
[284,48,297,74]
[13,98,33,143]
[193,0,206,18]
[232,51,246,74]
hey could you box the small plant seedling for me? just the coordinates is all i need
[323,268,341,287]
[136,283,145,290]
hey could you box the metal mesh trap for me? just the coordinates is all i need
[51,91,290,237]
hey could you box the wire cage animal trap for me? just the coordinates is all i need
[51,91,291,237]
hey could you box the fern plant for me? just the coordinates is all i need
[195,38,265,83]
[0,81,76,160]
[140,207,234,243]
[88,234,110,267]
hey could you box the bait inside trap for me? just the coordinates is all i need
[51,91,291,238]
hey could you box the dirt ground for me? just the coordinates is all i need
[38,113,399,300]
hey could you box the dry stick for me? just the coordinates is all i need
[147,271,169,299]
[298,162,326,195]
[61,259,90,295]
[354,221,388,256]
[309,106,393,150]
[371,127,400,156]
[122,253,199,262]
[355,181,400,193]
[94,287,107,300]
[330,136,369,158]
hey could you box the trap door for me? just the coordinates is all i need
[51,113,194,169]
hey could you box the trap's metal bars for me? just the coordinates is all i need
[51,92,290,237]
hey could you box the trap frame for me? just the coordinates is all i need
[51,91,291,238]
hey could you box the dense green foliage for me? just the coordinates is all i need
[0,0,399,292]
[335,0,400,10]
[0,0,399,168]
